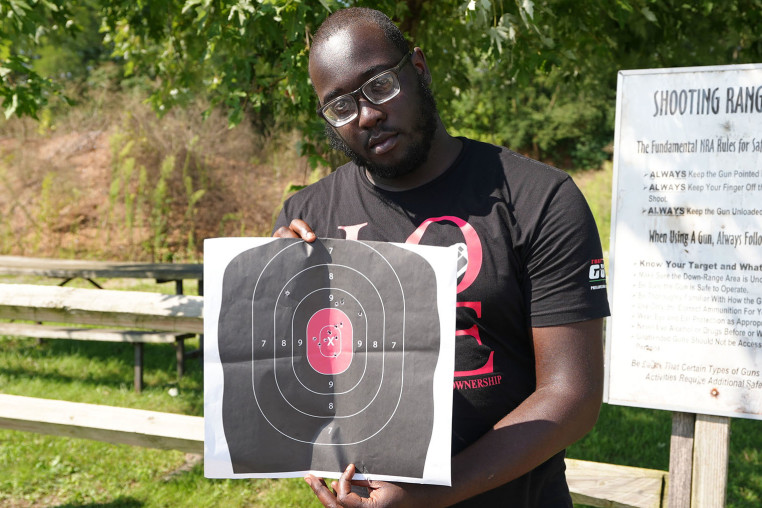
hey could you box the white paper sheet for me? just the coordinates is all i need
[204,237,456,485]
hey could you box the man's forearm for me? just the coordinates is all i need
[441,384,601,504]
[431,319,605,506]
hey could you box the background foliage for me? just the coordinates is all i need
[3,0,762,167]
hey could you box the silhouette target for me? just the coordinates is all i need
[217,239,441,478]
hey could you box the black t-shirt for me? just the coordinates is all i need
[274,138,610,506]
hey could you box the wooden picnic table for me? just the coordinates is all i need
[0,255,203,295]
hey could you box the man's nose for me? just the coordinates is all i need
[356,98,385,128]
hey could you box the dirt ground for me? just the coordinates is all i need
[0,120,323,262]
[0,108,603,263]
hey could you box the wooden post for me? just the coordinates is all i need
[134,343,144,393]
[198,279,204,365]
[176,339,185,378]
[668,412,730,508]
[668,412,696,508]
[691,415,730,507]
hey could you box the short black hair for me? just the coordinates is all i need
[312,7,410,57]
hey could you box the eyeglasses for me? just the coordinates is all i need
[317,52,412,127]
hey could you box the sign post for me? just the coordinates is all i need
[607,63,762,507]
[667,412,695,508]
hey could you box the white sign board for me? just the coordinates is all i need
[606,64,762,419]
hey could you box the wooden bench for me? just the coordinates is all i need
[566,458,667,508]
[0,255,203,294]
[0,283,203,392]
[0,394,667,507]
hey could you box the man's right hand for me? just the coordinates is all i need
[273,219,317,242]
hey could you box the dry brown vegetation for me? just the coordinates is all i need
[0,94,330,262]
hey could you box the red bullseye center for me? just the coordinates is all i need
[306,307,353,375]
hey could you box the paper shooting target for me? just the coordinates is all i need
[215,238,446,479]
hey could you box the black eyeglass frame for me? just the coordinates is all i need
[316,52,413,127]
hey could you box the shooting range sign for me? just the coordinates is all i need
[204,237,456,484]
[606,64,762,419]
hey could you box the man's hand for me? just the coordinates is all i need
[304,464,429,508]
[273,218,317,242]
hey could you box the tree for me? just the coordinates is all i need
[5,0,762,166]
[0,0,77,118]
[91,0,762,166]
[95,0,555,164]
[446,0,762,165]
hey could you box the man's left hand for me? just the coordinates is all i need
[304,464,430,508]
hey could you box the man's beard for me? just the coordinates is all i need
[325,74,439,179]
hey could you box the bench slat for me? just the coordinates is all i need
[0,394,203,454]
[0,322,188,344]
[566,458,666,508]
[0,284,203,334]
[0,255,202,280]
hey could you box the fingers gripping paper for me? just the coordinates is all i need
[204,238,456,485]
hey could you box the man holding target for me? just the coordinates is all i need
[273,7,610,507]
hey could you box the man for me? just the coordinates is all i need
[273,7,609,507]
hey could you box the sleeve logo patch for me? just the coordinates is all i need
[589,259,607,290]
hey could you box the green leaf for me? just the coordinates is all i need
[189,189,206,207]
[488,25,510,54]
[4,93,19,119]
[521,0,534,19]
[641,6,658,23]
[10,0,32,14]
[181,0,204,15]
[316,0,334,12]
[286,184,307,193]
[40,0,59,12]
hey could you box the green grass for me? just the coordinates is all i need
[567,404,671,471]
[0,327,321,507]
[0,428,320,507]
[3,332,760,507]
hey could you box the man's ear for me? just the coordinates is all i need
[411,47,432,86]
